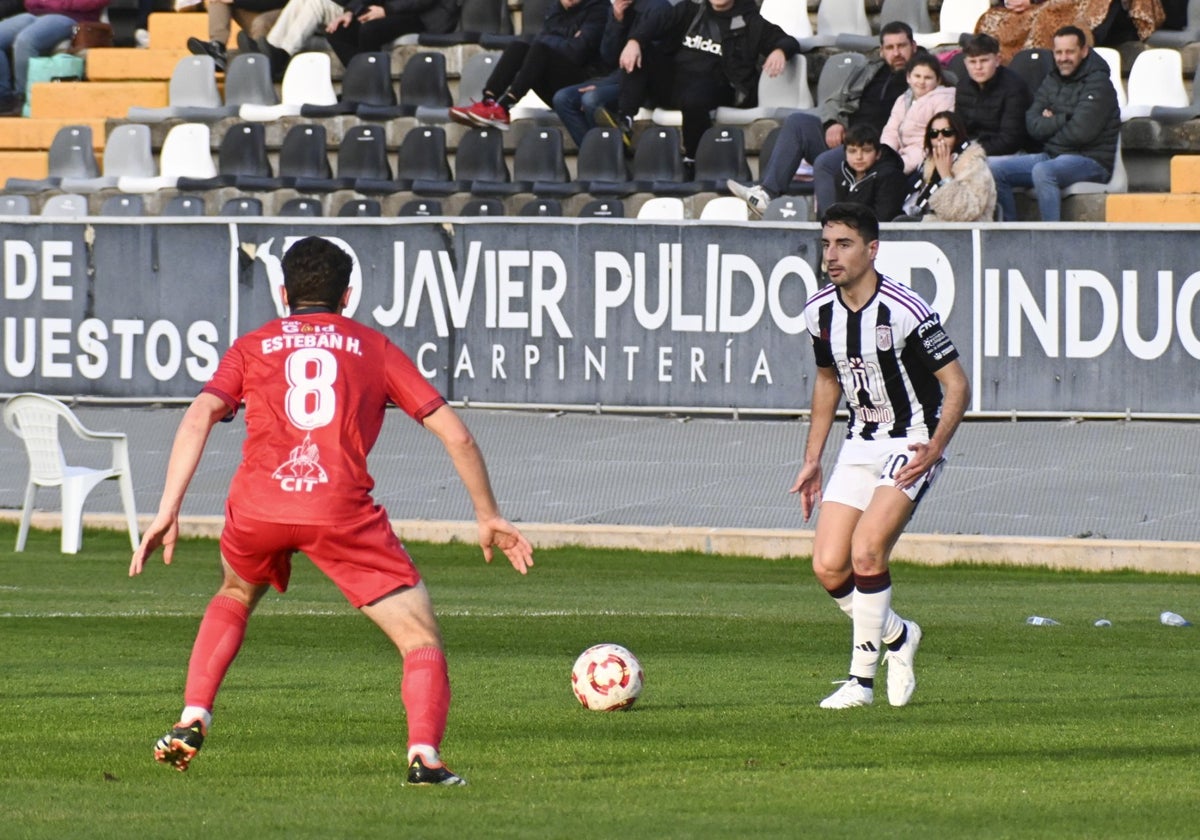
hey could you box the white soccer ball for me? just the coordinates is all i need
[571,643,644,711]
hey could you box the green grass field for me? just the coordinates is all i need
[2,523,1198,839]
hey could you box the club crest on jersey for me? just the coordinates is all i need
[271,432,329,492]
[876,324,893,351]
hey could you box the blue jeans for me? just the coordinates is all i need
[989,152,1110,222]
[552,72,620,147]
[759,111,835,207]
[0,13,77,99]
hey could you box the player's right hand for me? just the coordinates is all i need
[129,512,180,577]
[478,516,534,575]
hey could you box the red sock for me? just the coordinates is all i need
[183,595,251,710]
[402,646,451,751]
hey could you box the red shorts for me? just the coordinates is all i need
[219,501,421,608]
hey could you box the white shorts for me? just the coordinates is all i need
[823,439,945,512]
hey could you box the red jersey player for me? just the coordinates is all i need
[130,236,533,786]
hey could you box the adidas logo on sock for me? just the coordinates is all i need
[855,640,878,653]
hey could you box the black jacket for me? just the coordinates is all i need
[535,0,610,67]
[837,157,908,223]
[955,64,1034,156]
[630,0,800,107]
[1027,49,1120,172]
[342,0,458,33]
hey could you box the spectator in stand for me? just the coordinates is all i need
[975,0,1165,63]
[881,53,956,177]
[449,0,609,131]
[989,25,1119,221]
[896,111,997,222]
[323,0,456,69]
[833,123,909,223]
[727,22,916,217]
[0,0,108,116]
[595,0,798,160]
[187,0,288,71]
[551,0,649,147]
[247,0,457,78]
[954,32,1034,156]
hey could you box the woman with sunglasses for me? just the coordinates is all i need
[898,111,997,222]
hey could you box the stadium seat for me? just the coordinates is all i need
[1149,70,1200,123]
[459,197,505,216]
[519,197,562,216]
[239,52,338,121]
[1093,47,1127,111]
[398,198,443,216]
[295,124,392,192]
[100,194,144,215]
[117,122,216,193]
[302,52,395,118]
[1147,0,1200,46]
[0,194,31,214]
[177,122,271,191]
[5,125,98,193]
[537,127,627,197]
[457,128,511,195]
[3,392,139,554]
[636,196,686,220]
[578,198,624,218]
[913,0,990,49]
[699,196,750,221]
[1121,49,1189,121]
[419,0,512,46]
[359,52,452,121]
[161,194,207,216]
[278,197,323,216]
[763,195,811,221]
[398,126,452,191]
[1008,48,1053,94]
[759,0,812,39]
[454,51,501,109]
[221,53,279,111]
[715,54,812,125]
[337,198,382,217]
[1061,136,1128,197]
[473,125,568,197]
[839,0,932,52]
[127,55,223,123]
[795,52,868,118]
[626,125,686,194]
[41,193,89,217]
[237,123,330,190]
[798,0,870,51]
[509,89,557,124]
[219,196,264,216]
[60,124,154,193]
[692,126,751,192]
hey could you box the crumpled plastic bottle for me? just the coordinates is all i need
[1026,616,1061,626]
[1160,611,1193,627]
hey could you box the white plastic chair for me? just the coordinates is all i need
[699,196,751,221]
[1062,136,1128,197]
[1092,47,1127,111]
[636,196,686,220]
[116,123,216,193]
[1121,48,1189,121]
[715,54,813,124]
[239,52,338,121]
[914,0,991,49]
[798,0,870,50]
[760,0,812,39]
[3,393,139,554]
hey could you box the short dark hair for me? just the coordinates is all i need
[905,52,943,83]
[962,33,1000,57]
[844,123,882,151]
[1053,25,1088,47]
[820,202,880,245]
[282,237,353,310]
[879,20,914,43]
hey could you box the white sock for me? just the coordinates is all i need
[850,586,891,681]
[180,706,212,731]
[833,590,854,619]
[407,744,439,765]
[832,589,903,643]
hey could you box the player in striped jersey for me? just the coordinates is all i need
[791,202,969,710]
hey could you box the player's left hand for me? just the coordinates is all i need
[478,516,534,575]
[129,511,180,577]
[895,441,943,490]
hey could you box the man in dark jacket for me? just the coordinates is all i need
[955,32,1033,156]
[989,25,1119,222]
[601,0,799,159]
[450,0,609,130]
[322,0,457,69]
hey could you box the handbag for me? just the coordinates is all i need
[22,53,85,117]
[69,21,115,53]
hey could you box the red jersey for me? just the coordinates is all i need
[202,311,446,525]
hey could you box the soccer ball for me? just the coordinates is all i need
[571,643,644,711]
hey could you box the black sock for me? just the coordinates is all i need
[885,624,908,652]
[496,92,517,110]
[851,675,874,689]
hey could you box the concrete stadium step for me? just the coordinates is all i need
[1106,193,1200,222]
[146,10,240,50]
[0,151,50,180]
[0,118,106,151]
[30,81,167,120]
[1169,154,1200,192]
[86,48,192,80]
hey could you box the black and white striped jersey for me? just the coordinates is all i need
[805,274,959,442]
